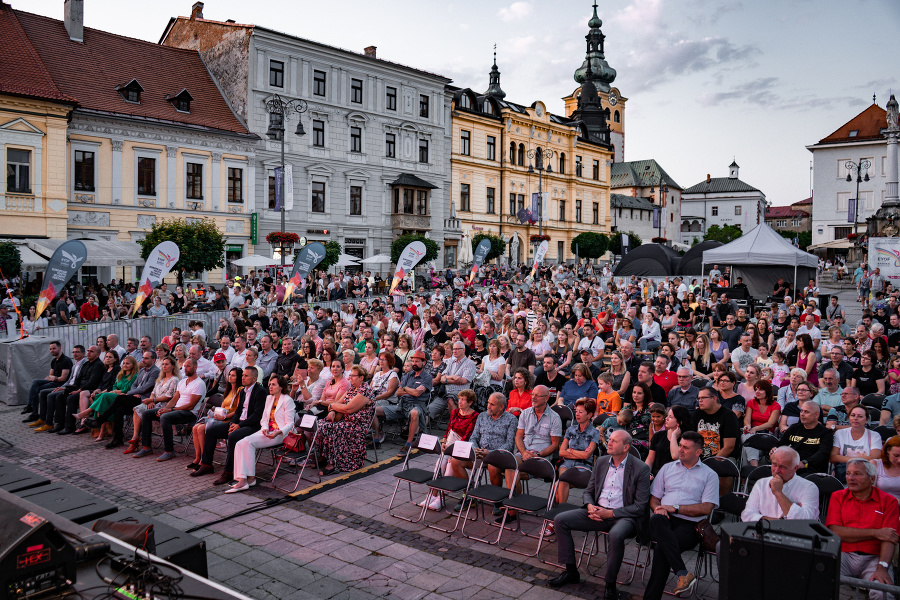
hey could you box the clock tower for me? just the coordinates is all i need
[563,2,626,162]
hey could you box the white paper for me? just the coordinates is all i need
[418,433,439,451]
[214,407,227,417]
[451,441,473,459]
[300,414,317,429]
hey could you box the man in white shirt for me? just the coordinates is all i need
[741,447,819,521]
[577,324,605,364]
[676,277,688,302]
[188,345,218,380]
[218,336,236,364]
[134,359,205,461]
[106,334,126,362]
[229,335,249,372]
[730,332,759,381]
[797,314,822,351]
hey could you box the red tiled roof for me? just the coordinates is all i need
[818,104,887,144]
[792,197,812,207]
[765,206,807,218]
[0,5,74,103]
[11,8,250,136]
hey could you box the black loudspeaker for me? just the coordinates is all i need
[719,520,841,600]
[0,494,77,600]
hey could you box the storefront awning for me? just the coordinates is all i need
[25,238,145,267]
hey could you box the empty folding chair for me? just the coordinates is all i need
[498,457,558,556]
[703,456,740,493]
[742,465,772,494]
[460,449,519,544]
[386,435,443,523]
[421,442,478,534]
[552,404,574,434]
[538,466,593,566]
[273,414,321,492]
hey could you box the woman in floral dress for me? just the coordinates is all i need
[315,365,376,475]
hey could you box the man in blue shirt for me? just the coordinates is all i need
[378,350,432,456]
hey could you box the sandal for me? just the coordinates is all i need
[319,466,337,476]
[123,440,139,454]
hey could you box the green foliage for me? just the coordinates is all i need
[776,229,812,250]
[571,232,609,259]
[608,231,642,255]
[0,242,22,278]
[316,240,343,272]
[138,218,225,282]
[703,224,743,244]
[691,237,700,247]
[472,233,506,262]
[391,234,439,264]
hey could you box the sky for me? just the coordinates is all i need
[19,0,900,207]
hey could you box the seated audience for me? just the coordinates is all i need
[314,365,376,475]
[741,447,819,521]
[777,401,833,474]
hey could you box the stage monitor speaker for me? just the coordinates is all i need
[719,519,840,600]
[0,494,77,600]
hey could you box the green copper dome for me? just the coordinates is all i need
[574,2,616,93]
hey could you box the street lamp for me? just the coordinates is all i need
[647,173,669,239]
[265,93,308,272]
[527,147,554,249]
[846,158,872,238]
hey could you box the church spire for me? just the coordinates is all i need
[484,45,506,99]
[573,1,616,93]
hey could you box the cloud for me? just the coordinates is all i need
[498,2,533,22]
[697,78,865,111]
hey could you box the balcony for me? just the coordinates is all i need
[4,195,35,211]
[391,212,431,231]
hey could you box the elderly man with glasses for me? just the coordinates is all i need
[667,366,699,412]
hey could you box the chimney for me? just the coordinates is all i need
[64,0,83,43]
[364,46,377,58]
[706,173,711,183]
[190,1,204,20]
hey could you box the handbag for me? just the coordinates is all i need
[283,428,306,453]
[92,518,156,553]
[694,517,719,552]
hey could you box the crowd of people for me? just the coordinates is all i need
[12,261,900,599]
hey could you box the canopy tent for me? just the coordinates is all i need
[701,223,818,298]
[25,238,145,267]
[16,244,49,272]
[231,255,277,267]
[613,243,681,277]
[677,241,723,277]
[361,253,391,264]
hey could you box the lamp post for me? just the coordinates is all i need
[265,93,308,273]
[648,173,669,239]
[846,158,872,239]
[527,147,554,253]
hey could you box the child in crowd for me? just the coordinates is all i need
[771,351,789,387]
[599,408,633,448]
[755,344,773,370]
[596,372,622,414]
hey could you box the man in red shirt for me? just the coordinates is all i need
[652,356,678,395]
[457,317,476,349]
[826,458,899,597]
[79,295,99,322]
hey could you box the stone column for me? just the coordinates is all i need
[111,140,123,205]
[212,152,223,212]
[166,146,177,208]
[885,94,899,208]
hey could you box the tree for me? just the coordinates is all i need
[0,242,22,278]
[138,218,225,284]
[571,232,609,259]
[776,229,812,250]
[314,240,342,272]
[703,224,743,244]
[390,234,439,264]
[471,233,506,262]
[608,231,642,255]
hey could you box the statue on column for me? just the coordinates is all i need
[510,235,519,269]
[888,94,899,131]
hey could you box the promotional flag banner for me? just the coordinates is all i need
[274,167,282,212]
[283,242,327,302]
[35,240,87,319]
[652,207,660,229]
[622,233,631,256]
[389,241,427,295]
[529,240,549,279]
[469,238,492,284]
[285,164,294,212]
[848,198,856,223]
[131,241,180,317]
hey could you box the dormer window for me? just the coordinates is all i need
[848,130,859,137]
[483,101,495,115]
[459,94,472,110]
[166,89,194,113]
[116,79,144,104]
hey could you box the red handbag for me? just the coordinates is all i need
[283,429,306,453]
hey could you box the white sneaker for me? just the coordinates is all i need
[428,495,444,511]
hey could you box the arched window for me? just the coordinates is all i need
[558,153,566,174]
[681,222,689,232]
[509,142,516,163]
[459,94,472,109]
[517,143,524,166]
[614,110,620,123]
[483,100,494,115]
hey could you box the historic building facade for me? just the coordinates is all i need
[610,159,682,243]
[162,2,460,271]
[680,162,767,246]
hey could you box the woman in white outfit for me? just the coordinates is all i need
[226,375,296,493]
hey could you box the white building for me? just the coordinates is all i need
[680,161,766,245]
[807,102,891,246]
[610,194,655,242]
[610,159,682,242]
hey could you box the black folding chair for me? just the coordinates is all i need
[460,449,519,544]
[739,433,779,479]
[421,442,478,534]
[703,456,740,492]
[803,472,844,523]
[387,435,443,523]
[742,465,771,494]
[552,404,574,433]
[718,492,749,525]
[538,466,593,566]
[272,414,321,492]
[875,426,897,443]
[498,457,558,556]
[861,393,886,410]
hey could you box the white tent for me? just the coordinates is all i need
[701,223,818,297]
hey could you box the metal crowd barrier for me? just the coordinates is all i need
[842,575,900,599]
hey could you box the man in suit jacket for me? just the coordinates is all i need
[50,345,105,434]
[549,429,651,600]
[192,366,266,482]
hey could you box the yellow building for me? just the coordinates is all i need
[450,54,614,268]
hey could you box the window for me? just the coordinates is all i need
[269,60,284,88]
[137,157,155,196]
[444,245,457,268]
[791,219,801,227]
[460,183,470,211]
[386,86,397,111]
[403,189,414,213]
[486,187,495,213]
[186,163,203,199]
[459,130,471,156]
[268,175,276,209]
[558,241,564,262]
[175,96,190,112]
[592,202,599,224]
[350,185,362,215]
[834,226,852,240]
[509,142,516,163]
[385,133,396,158]
[575,156,583,177]
[459,94,472,109]
[862,189,875,210]
[518,194,525,213]
[559,200,566,221]
[486,136,496,161]
[418,139,429,163]
[836,192,850,211]
[6,149,30,193]
[576,200,582,223]
[350,126,362,153]
[509,193,516,216]
[614,110,620,123]
[483,101,495,115]
[311,181,325,212]
[119,81,142,103]
[351,78,363,104]
[592,159,600,180]
[837,159,850,179]
[419,94,429,118]
[74,150,95,192]
[776,220,786,227]
[517,144,524,166]
[416,190,428,215]
[313,70,326,96]
[711,206,718,216]
[735,205,742,215]
[558,153,566,174]
[227,167,243,202]
[312,120,325,147]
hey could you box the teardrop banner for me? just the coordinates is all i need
[35,240,88,319]
[529,239,549,280]
[389,241,427,295]
[469,238,492,284]
[283,242,327,303]
[131,241,180,317]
